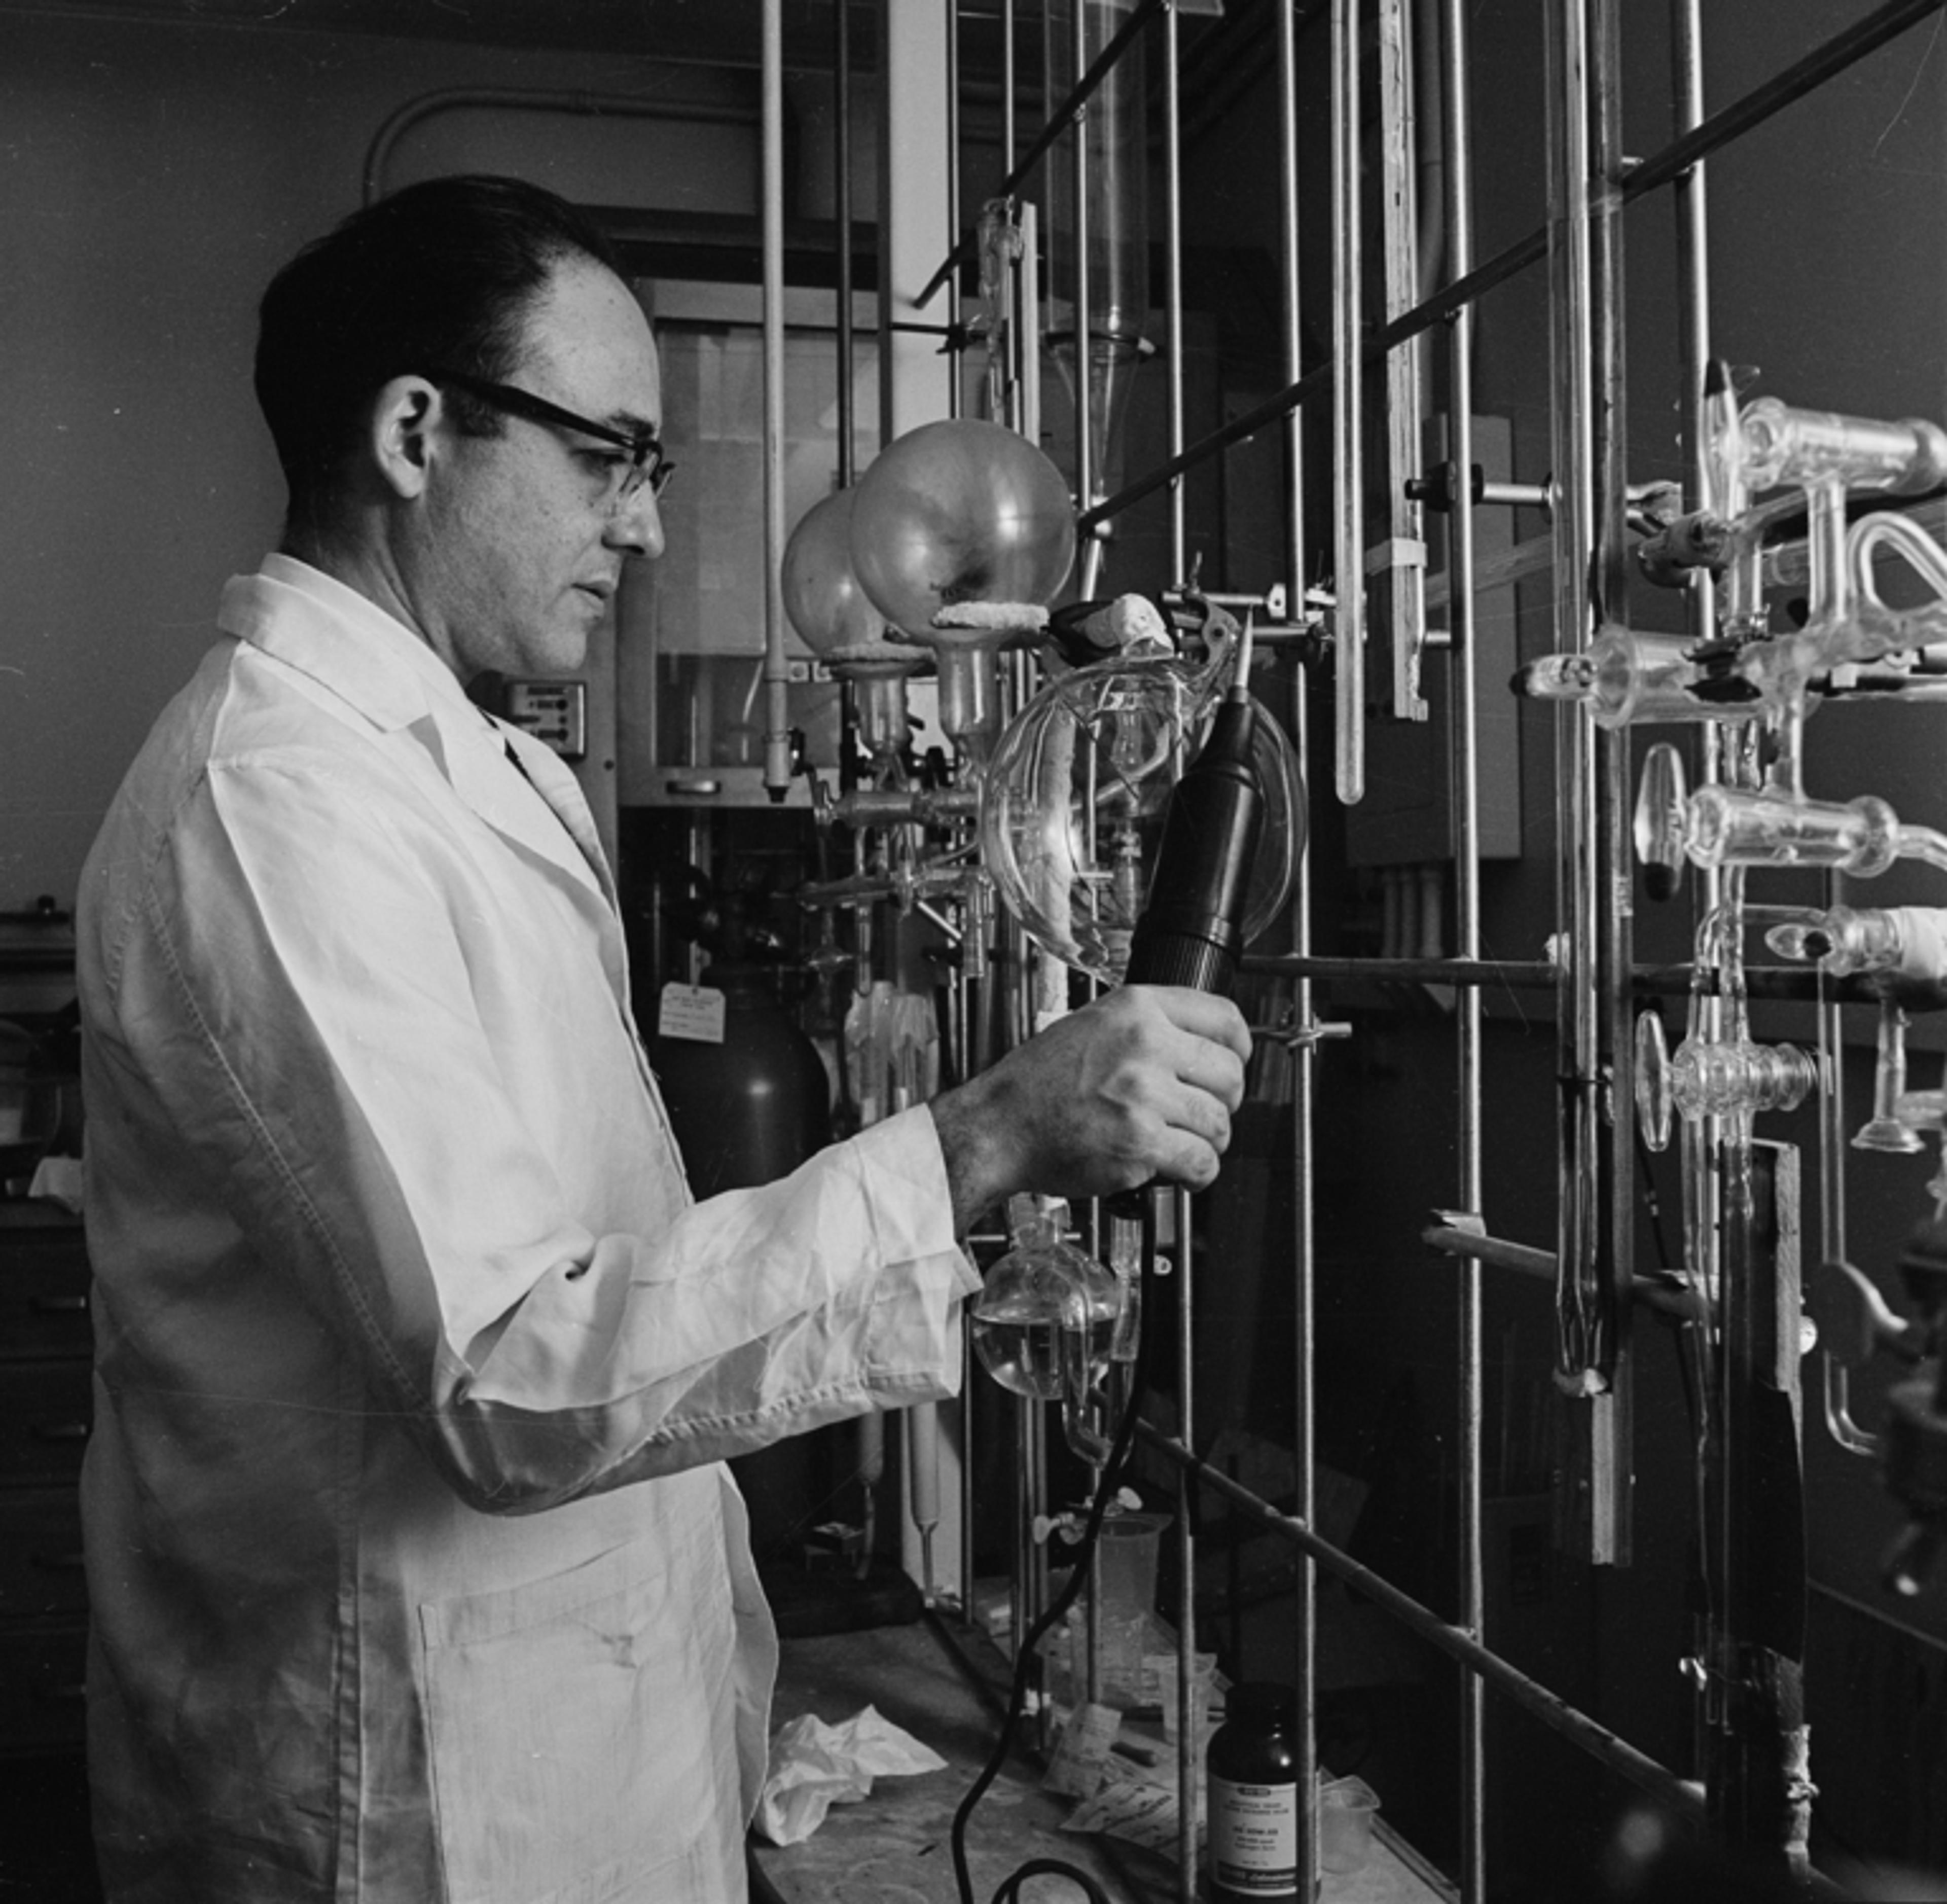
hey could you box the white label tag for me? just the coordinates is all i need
[1043,1701,1122,1799]
[658,982,727,1044]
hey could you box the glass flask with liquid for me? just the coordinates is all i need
[972,1195,1123,1401]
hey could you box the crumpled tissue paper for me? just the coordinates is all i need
[27,1155,83,1212]
[755,1704,947,1847]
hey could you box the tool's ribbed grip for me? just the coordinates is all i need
[1122,933,1234,995]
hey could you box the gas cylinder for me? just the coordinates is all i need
[649,961,834,1567]
[650,961,832,1196]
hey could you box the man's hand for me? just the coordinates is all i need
[927,985,1252,1232]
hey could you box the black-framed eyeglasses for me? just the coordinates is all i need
[421,366,675,507]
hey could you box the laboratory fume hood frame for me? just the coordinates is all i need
[818,2,1947,1901]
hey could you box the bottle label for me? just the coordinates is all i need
[658,982,726,1044]
[1211,1776,1299,1895]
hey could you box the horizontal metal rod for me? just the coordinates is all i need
[1241,953,1556,988]
[1080,0,1947,535]
[1133,1421,1709,1822]
[1422,1223,1707,1322]
[1631,963,1883,1005]
[1239,953,1884,1005]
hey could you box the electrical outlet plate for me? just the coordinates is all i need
[503,679,588,762]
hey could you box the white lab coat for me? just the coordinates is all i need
[77,556,978,1903]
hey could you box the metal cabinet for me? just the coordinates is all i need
[0,1204,91,1755]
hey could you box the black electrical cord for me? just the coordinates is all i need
[993,1862,1115,1904]
[949,1196,1163,1904]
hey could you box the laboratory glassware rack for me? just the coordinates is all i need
[784,2,1947,1898]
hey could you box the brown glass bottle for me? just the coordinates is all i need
[1206,1681,1301,1902]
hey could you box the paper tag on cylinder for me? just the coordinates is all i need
[658,983,726,1044]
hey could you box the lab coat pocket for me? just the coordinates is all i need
[418,1529,739,1904]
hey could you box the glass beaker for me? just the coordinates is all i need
[1091,1510,1168,1705]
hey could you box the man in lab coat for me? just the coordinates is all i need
[75,174,1249,1904]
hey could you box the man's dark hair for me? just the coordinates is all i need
[255,174,623,528]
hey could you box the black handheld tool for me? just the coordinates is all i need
[1123,686,1271,994]
[1109,673,1297,1218]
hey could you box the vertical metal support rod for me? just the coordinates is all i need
[1815,948,1876,1452]
[1022,1397,1053,1745]
[1377,0,1428,723]
[1439,0,1486,1891]
[761,0,793,800]
[1331,0,1366,803]
[942,0,977,1622]
[1276,8,1319,1904]
[1020,202,1043,446]
[1544,0,1597,1379]
[1670,0,1711,658]
[1289,770,1321,1904]
[1589,0,1636,1569]
[1068,1,1098,592]
[1173,1185,1198,1903]
[1669,0,1725,1019]
[1164,0,1186,576]
[1543,0,1615,1564]
[1162,20,1198,1899]
[835,0,856,490]
[946,0,964,423]
[1001,0,1016,167]
[999,11,1023,428]
[1277,0,1306,628]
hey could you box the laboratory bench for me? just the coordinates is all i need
[749,1614,1457,1904]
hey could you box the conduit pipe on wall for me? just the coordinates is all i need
[362,86,756,204]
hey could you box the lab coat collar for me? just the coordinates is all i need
[221,553,465,736]
[218,556,614,915]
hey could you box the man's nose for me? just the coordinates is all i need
[606,485,664,560]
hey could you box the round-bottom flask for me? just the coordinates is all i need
[971,1196,1121,1402]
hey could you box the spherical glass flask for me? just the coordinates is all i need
[780,486,883,656]
[848,419,1075,639]
[972,1196,1124,1401]
[980,655,1303,980]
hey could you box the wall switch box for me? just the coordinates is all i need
[503,679,588,762]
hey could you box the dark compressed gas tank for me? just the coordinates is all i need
[649,961,835,1567]
[650,962,832,1196]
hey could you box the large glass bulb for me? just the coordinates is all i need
[849,419,1075,640]
[780,486,883,657]
[980,653,1302,980]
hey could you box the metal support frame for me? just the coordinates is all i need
[849,1,1947,1896]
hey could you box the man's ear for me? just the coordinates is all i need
[370,375,441,501]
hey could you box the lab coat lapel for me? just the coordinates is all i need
[436,707,600,894]
[437,708,632,1003]
[496,722,620,914]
